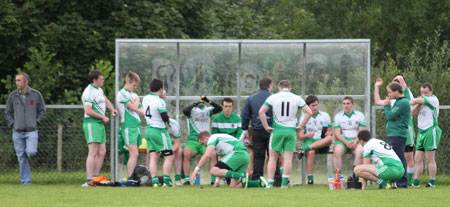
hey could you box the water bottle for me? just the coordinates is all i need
[194,173,200,185]
[328,176,335,190]
[321,124,328,138]
[339,178,346,189]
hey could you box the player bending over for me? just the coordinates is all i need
[354,130,405,190]
[190,132,267,188]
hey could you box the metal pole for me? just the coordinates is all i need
[176,42,180,123]
[301,43,307,185]
[237,43,242,113]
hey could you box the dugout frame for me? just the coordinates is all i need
[113,39,371,182]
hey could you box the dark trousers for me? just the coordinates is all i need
[252,129,282,186]
[388,136,408,188]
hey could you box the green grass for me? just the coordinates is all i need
[1,184,449,207]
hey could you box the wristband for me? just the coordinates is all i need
[194,166,200,172]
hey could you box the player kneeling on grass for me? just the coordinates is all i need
[354,130,405,190]
[190,132,267,188]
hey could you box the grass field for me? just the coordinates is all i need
[1,183,449,207]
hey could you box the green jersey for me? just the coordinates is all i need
[207,133,246,156]
[363,138,403,167]
[384,96,411,137]
[116,88,141,128]
[211,112,243,138]
[333,110,366,139]
[168,118,181,140]
[263,90,306,130]
[187,106,214,141]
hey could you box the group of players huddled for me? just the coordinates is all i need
[81,70,441,189]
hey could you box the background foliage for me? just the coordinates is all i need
[1,0,449,104]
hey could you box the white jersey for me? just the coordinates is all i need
[363,138,402,167]
[418,95,439,130]
[142,93,167,128]
[264,90,306,129]
[207,133,245,156]
[333,110,366,138]
[168,119,181,140]
[299,110,331,139]
[116,88,141,127]
[82,84,106,118]
[187,106,214,135]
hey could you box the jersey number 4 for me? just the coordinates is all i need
[281,101,290,116]
[145,106,152,118]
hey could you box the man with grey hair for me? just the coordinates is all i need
[5,73,46,185]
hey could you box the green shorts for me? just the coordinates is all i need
[184,140,206,155]
[303,138,330,154]
[120,126,142,146]
[416,126,442,151]
[335,137,358,152]
[145,127,172,152]
[376,165,404,181]
[406,123,416,147]
[269,128,296,152]
[220,150,250,173]
[83,121,106,144]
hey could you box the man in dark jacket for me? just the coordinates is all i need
[241,77,281,186]
[5,73,46,185]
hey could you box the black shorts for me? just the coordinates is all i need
[215,161,232,170]
[405,145,415,152]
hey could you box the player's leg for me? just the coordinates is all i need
[306,150,315,184]
[183,145,195,185]
[127,145,139,176]
[404,149,414,186]
[333,144,346,170]
[146,149,151,169]
[308,135,333,151]
[413,150,424,187]
[174,147,183,185]
[86,143,98,181]
[209,150,218,184]
[94,143,106,177]
[149,151,160,185]
[246,146,254,177]
[162,153,174,186]
[354,164,381,190]
[267,149,280,187]
[425,150,436,187]
[281,151,293,187]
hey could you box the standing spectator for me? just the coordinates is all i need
[375,76,417,186]
[241,77,282,186]
[259,80,312,188]
[182,96,222,185]
[81,70,118,186]
[410,83,441,188]
[374,78,411,188]
[5,73,46,185]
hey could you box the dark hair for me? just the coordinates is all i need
[421,82,433,91]
[222,97,233,105]
[305,95,319,106]
[197,131,211,141]
[343,96,354,104]
[278,80,290,89]
[150,78,164,92]
[388,82,403,94]
[89,70,103,83]
[259,77,272,89]
[357,130,372,142]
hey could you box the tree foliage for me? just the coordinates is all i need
[0,0,449,104]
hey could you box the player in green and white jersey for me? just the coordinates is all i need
[116,72,144,177]
[190,132,267,188]
[354,130,405,190]
[211,98,243,138]
[182,96,222,185]
[168,117,183,185]
[142,79,174,187]
[375,76,417,185]
[81,70,117,186]
[333,96,366,179]
[297,95,333,184]
[259,80,312,188]
[410,83,441,188]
